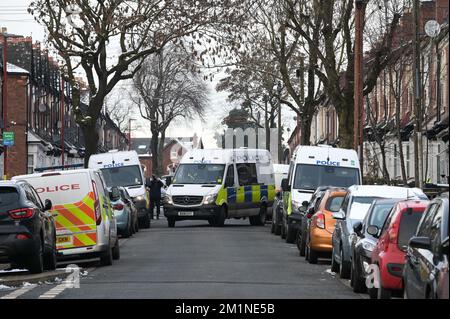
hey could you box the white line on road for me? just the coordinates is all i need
[38,283,68,299]
[1,285,36,299]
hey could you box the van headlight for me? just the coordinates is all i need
[362,241,375,252]
[134,195,145,202]
[292,200,301,213]
[203,194,217,205]
[164,195,173,205]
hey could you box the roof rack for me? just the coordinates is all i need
[34,163,84,172]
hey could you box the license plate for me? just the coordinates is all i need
[178,211,194,216]
[57,236,72,245]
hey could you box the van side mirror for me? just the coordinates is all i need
[281,178,290,192]
[44,199,52,211]
[409,236,431,250]
[166,176,172,186]
[109,187,121,201]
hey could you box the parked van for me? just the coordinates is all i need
[12,169,120,266]
[281,145,362,242]
[164,148,275,227]
[88,150,151,228]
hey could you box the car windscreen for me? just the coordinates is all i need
[293,164,360,190]
[101,165,143,188]
[367,203,396,229]
[173,164,225,185]
[0,187,19,207]
[348,197,379,220]
[398,212,424,251]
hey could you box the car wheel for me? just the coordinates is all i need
[112,237,120,260]
[43,239,57,271]
[285,224,296,244]
[281,220,287,239]
[139,213,151,229]
[100,240,113,266]
[339,247,351,279]
[168,218,176,228]
[27,237,44,274]
[377,284,392,299]
[296,228,306,255]
[351,256,366,293]
[122,221,132,238]
[368,287,378,299]
[330,246,339,273]
[307,235,318,264]
[134,218,139,233]
[270,219,275,233]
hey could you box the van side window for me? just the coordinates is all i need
[236,163,258,186]
[225,165,235,187]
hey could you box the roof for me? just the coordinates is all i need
[6,62,29,75]
[347,185,427,199]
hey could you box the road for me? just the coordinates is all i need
[0,217,361,299]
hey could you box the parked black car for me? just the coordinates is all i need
[403,193,449,299]
[296,186,330,255]
[350,199,400,293]
[0,180,56,274]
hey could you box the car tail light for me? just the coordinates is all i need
[113,203,124,211]
[92,180,102,225]
[315,213,325,229]
[8,208,35,219]
[16,233,31,240]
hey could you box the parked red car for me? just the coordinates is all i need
[369,200,429,299]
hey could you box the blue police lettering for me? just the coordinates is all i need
[316,160,340,166]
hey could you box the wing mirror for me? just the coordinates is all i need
[166,176,172,186]
[109,187,121,201]
[281,178,290,192]
[44,199,53,211]
[306,206,315,219]
[367,225,380,237]
[332,209,345,220]
[353,221,363,235]
[409,236,431,250]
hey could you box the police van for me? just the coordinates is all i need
[88,150,151,228]
[280,145,361,242]
[163,148,276,227]
[13,169,120,266]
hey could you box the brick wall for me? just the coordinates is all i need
[6,74,28,178]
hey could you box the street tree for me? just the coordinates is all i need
[131,44,208,175]
[28,0,243,165]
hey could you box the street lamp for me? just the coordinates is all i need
[277,81,283,163]
[128,118,136,151]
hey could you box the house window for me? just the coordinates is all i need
[27,155,35,174]
[406,144,410,178]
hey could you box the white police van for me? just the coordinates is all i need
[88,150,151,228]
[164,148,276,228]
[280,145,361,242]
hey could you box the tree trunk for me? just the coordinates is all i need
[83,123,99,168]
[396,99,408,185]
[157,130,166,175]
[151,128,160,176]
[379,144,390,184]
[301,115,312,145]
[336,99,354,149]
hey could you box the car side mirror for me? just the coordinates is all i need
[332,210,345,220]
[44,199,52,211]
[281,178,290,192]
[353,221,363,235]
[409,236,432,250]
[298,206,307,214]
[306,207,315,218]
[302,201,309,207]
[367,225,380,237]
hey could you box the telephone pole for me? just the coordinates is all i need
[413,0,423,188]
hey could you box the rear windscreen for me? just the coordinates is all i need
[398,212,424,250]
[101,165,143,187]
[0,187,19,207]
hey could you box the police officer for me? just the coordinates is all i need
[147,175,164,219]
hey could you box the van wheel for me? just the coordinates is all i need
[112,237,120,260]
[100,241,113,266]
[140,213,151,229]
[270,220,275,233]
[215,206,226,227]
[250,206,266,226]
[134,218,139,233]
[208,219,214,226]
[281,221,287,239]
[27,237,44,274]
[168,218,176,228]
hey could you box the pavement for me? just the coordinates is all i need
[0,217,363,299]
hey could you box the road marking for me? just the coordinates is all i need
[1,285,36,299]
[39,283,68,299]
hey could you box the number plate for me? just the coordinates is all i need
[178,211,194,216]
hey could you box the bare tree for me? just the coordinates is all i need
[29,0,243,165]
[104,94,140,132]
[132,44,208,175]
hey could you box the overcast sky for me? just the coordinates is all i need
[1,0,296,148]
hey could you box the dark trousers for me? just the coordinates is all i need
[150,198,161,218]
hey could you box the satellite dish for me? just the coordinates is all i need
[425,20,441,38]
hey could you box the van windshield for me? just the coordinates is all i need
[101,165,143,187]
[293,164,360,190]
[173,164,225,185]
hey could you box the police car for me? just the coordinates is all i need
[163,148,276,227]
